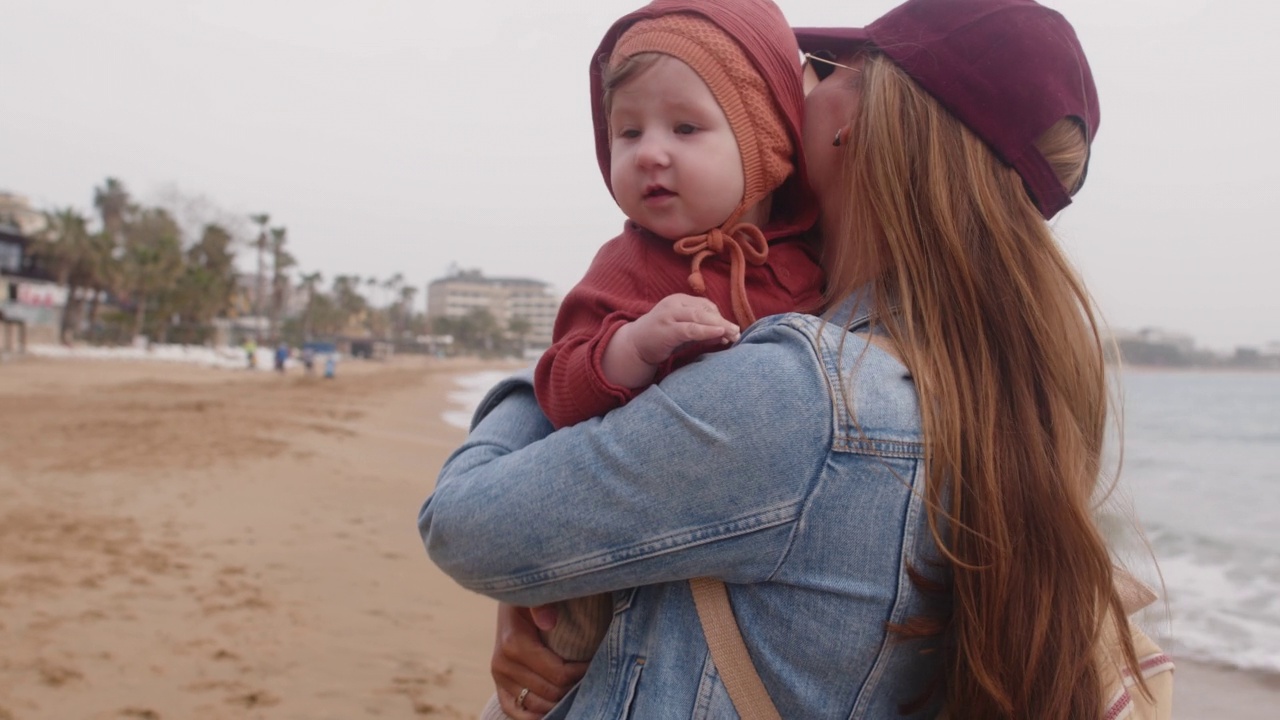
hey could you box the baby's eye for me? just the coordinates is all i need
[618,128,641,139]
[674,123,697,135]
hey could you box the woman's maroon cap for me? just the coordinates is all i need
[795,0,1099,219]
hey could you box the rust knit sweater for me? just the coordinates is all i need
[534,0,823,430]
[537,224,822,428]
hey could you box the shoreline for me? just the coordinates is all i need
[1114,363,1280,375]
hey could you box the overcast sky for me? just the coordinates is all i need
[2,0,1274,350]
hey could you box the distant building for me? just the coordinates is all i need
[1231,343,1280,370]
[0,191,47,237]
[0,227,23,276]
[427,269,560,349]
[0,215,62,345]
[1109,327,1208,367]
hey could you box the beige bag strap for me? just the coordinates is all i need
[691,570,1169,720]
[689,577,783,720]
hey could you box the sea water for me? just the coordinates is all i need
[1117,369,1280,673]
[442,370,519,431]
[443,368,1280,674]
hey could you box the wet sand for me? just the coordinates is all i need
[0,355,1274,718]
[1173,658,1280,719]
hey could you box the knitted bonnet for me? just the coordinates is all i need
[610,13,794,227]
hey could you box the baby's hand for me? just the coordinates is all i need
[601,294,740,389]
[629,293,740,365]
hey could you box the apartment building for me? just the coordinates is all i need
[426,270,560,348]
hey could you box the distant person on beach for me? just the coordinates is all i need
[302,346,316,375]
[274,343,289,373]
[474,0,823,717]
[323,353,336,379]
[244,338,257,369]
[422,1,1169,718]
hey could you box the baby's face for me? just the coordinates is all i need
[608,55,744,240]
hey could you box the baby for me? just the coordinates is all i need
[486,0,824,716]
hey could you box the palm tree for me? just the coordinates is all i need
[249,213,270,324]
[298,271,324,341]
[81,229,119,340]
[396,284,419,340]
[507,315,532,357]
[93,177,131,242]
[398,284,418,312]
[175,223,238,335]
[267,226,293,341]
[33,208,93,341]
[372,274,402,339]
[121,208,184,338]
[332,275,368,334]
[382,273,403,307]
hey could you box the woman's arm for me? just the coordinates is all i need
[420,320,832,607]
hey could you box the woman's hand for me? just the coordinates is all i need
[491,603,589,719]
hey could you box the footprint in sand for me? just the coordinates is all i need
[187,680,279,708]
[387,662,460,717]
[197,566,272,614]
[36,661,84,687]
[229,689,280,709]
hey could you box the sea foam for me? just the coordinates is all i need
[443,370,519,430]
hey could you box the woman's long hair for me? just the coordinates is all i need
[823,54,1143,718]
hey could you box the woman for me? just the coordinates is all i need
[421,0,1155,717]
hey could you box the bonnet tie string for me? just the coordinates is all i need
[673,223,770,327]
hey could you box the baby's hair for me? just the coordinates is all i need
[600,51,665,115]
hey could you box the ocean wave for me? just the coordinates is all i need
[1143,523,1280,674]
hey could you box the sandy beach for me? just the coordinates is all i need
[1,355,1275,718]
[0,355,519,719]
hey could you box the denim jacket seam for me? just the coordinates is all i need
[807,314,924,461]
[848,458,927,718]
[691,648,717,718]
[774,309,928,714]
[764,317,838,583]
[833,437,927,458]
[467,500,804,593]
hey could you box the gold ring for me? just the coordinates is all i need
[515,687,530,710]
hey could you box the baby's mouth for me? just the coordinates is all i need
[643,185,675,199]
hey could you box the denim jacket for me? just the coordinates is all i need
[420,298,946,719]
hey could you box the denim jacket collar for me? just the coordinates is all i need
[823,285,879,334]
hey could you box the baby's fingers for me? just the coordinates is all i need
[646,294,741,349]
[672,320,731,344]
[685,310,739,344]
